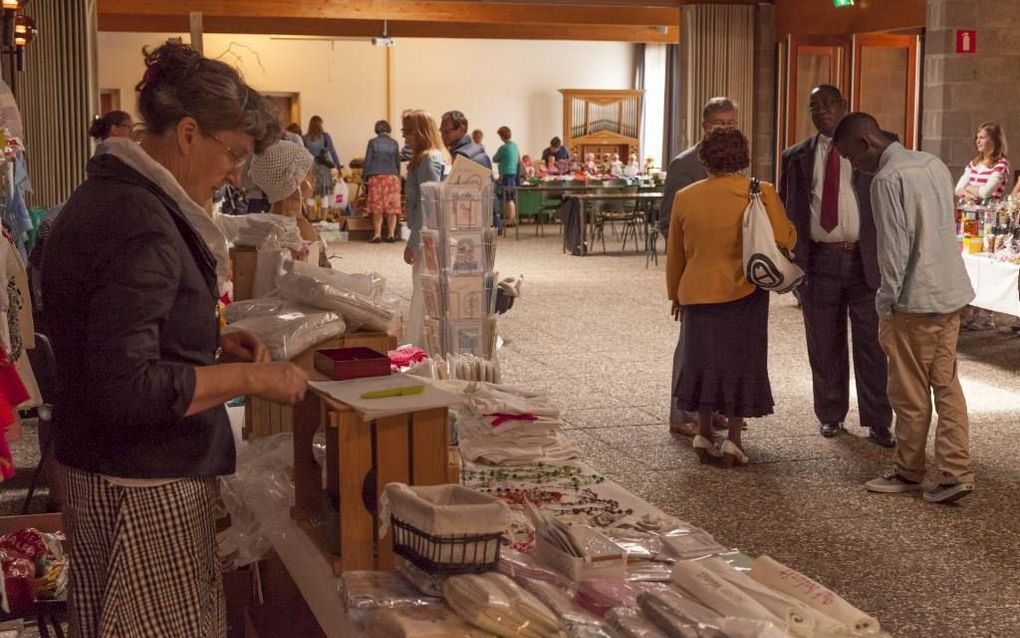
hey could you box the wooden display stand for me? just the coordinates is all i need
[291,389,449,575]
[243,330,397,440]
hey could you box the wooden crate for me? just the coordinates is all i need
[292,393,449,574]
[243,331,398,440]
[229,246,258,302]
[341,216,403,242]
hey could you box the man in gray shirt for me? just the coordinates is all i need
[834,112,976,505]
[663,97,738,436]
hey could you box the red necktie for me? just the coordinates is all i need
[820,144,840,233]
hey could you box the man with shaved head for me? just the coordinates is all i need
[833,112,976,505]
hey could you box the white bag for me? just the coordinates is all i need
[742,178,804,294]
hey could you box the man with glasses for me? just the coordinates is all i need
[778,84,894,447]
[440,110,498,228]
[662,96,738,437]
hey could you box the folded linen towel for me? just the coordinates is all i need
[749,556,881,635]
[462,382,561,418]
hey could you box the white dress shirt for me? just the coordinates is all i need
[810,135,860,242]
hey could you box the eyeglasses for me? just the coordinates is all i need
[203,129,248,169]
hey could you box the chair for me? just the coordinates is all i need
[594,185,640,253]
[22,333,58,515]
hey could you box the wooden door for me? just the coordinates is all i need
[852,34,920,149]
[99,89,120,115]
[266,93,300,131]
[784,35,851,148]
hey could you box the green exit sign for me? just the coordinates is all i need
[833,0,854,6]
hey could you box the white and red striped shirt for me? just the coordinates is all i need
[956,158,1012,200]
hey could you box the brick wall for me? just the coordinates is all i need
[922,0,1020,180]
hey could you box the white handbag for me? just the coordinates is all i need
[742,178,804,294]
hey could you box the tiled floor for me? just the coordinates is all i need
[8,228,1020,636]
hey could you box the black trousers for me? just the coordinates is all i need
[801,247,892,429]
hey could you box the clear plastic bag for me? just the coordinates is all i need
[276,271,398,335]
[217,433,297,568]
[223,307,345,361]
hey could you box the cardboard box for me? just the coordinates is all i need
[0,513,62,534]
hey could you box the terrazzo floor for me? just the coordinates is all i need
[6,226,1020,636]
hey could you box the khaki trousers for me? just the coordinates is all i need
[878,310,974,485]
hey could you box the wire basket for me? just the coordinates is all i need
[390,515,503,574]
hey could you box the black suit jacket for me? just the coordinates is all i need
[778,132,897,290]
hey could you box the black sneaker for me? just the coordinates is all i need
[865,469,922,493]
[923,482,974,504]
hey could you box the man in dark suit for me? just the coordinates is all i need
[663,97,738,436]
[779,85,894,446]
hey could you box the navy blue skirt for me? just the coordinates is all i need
[674,288,774,419]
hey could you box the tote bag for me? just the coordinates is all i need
[742,178,804,294]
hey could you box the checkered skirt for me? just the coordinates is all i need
[63,467,225,638]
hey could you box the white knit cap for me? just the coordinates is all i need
[248,140,315,204]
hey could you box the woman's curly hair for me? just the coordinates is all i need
[698,126,750,174]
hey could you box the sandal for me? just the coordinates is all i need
[720,440,749,467]
[369,236,382,244]
[693,435,723,465]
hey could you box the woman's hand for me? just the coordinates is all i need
[220,330,270,363]
[403,245,416,265]
[671,301,683,322]
[251,362,309,404]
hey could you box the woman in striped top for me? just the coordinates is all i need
[955,122,1011,201]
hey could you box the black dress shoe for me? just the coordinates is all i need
[868,427,896,448]
[819,422,842,438]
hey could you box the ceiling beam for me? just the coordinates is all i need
[97,0,680,28]
[97,14,679,43]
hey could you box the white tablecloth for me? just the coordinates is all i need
[962,253,1020,317]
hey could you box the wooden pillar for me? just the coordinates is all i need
[189,11,204,54]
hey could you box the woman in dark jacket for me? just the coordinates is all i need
[362,119,402,242]
[42,41,308,638]
[89,110,133,156]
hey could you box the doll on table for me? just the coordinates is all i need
[539,155,560,177]
[583,152,599,176]
[622,153,640,179]
[609,152,624,178]
[520,155,537,179]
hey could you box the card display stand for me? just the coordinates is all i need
[244,331,397,440]
[292,390,449,574]
[417,181,498,359]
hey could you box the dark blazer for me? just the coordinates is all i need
[659,143,707,237]
[778,131,898,290]
[42,154,234,479]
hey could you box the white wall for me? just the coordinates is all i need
[97,32,636,164]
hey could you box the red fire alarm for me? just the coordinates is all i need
[956,30,977,54]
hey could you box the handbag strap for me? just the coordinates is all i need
[749,177,761,197]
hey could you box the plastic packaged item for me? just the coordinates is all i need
[660,527,728,560]
[575,579,643,617]
[671,561,781,626]
[499,548,572,589]
[275,270,398,335]
[749,555,881,635]
[222,308,345,361]
[340,570,441,615]
[606,608,671,638]
[395,556,445,598]
[365,604,490,638]
[636,588,719,628]
[223,297,290,322]
[716,618,791,638]
[443,572,562,638]
[287,259,387,299]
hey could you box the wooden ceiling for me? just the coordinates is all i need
[96,0,769,43]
